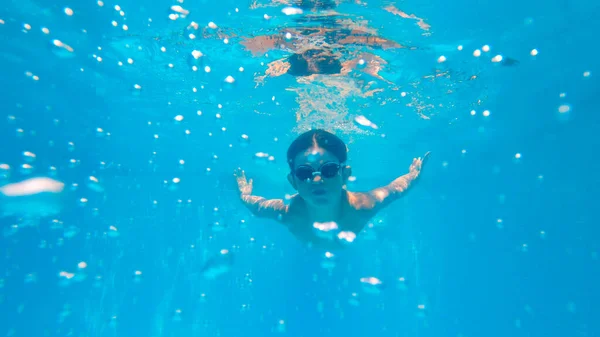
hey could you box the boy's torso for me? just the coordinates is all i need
[281,191,376,247]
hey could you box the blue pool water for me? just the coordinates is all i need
[0,0,598,336]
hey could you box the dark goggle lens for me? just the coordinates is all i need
[295,166,315,180]
[320,163,340,178]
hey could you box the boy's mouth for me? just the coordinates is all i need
[312,189,327,196]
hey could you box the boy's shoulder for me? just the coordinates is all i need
[345,190,378,212]
[286,193,305,211]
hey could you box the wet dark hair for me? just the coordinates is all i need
[286,129,347,169]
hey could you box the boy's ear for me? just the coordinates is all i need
[287,173,297,190]
[342,165,352,182]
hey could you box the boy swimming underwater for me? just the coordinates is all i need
[234,129,429,248]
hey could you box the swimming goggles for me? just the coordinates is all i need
[294,162,341,181]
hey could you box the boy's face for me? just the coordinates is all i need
[289,146,346,206]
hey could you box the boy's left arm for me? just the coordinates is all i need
[352,152,430,214]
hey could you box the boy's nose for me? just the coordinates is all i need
[311,174,323,183]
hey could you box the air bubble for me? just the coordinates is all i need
[354,115,378,130]
[0,164,10,179]
[282,7,303,15]
[48,166,57,176]
[348,292,360,306]
[239,134,250,146]
[557,104,572,122]
[397,276,408,291]
[87,176,104,192]
[171,5,189,16]
[276,319,286,332]
[337,231,356,244]
[313,222,339,240]
[491,55,503,63]
[360,277,384,294]
[23,151,36,162]
[211,221,226,232]
[133,270,142,283]
[558,104,570,114]
[20,164,33,175]
[51,39,75,58]
[254,152,270,165]
[108,225,119,237]
[172,309,182,321]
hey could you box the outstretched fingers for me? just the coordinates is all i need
[234,168,246,178]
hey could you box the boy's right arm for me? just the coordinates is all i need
[235,168,288,221]
[240,195,288,220]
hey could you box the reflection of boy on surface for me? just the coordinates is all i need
[235,129,429,248]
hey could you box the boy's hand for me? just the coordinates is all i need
[234,168,253,196]
[409,151,431,178]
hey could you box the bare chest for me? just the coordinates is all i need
[284,210,370,246]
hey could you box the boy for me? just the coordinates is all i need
[234,129,429,248]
